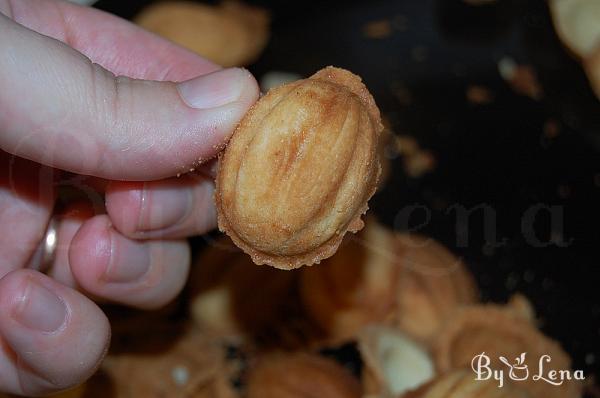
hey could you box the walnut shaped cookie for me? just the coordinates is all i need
[402,369,532,398]
[135,1,269,67]
[245,352,362,398]
[216,67,383,269]
[432,296,582,398]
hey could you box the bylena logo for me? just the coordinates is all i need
[471,352,585,388]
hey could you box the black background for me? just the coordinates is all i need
[95,0,600,381]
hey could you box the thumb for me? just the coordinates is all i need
[0,13,259,181]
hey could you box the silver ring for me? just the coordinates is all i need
[29,218,58,273]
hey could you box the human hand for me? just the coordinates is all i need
[0,0,259,395]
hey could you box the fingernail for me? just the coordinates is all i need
[138,184,192,232]
[103,231,150,283]
[13,278,67,333]
[177,68,247,109]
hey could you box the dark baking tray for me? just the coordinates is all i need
[95,0,600,382]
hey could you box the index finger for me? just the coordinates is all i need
[3,0,220,80]
[0,0,259,180]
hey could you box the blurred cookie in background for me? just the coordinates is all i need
[402,369,531,398]
[90,326,238,398]
[432,296,582,398]
[189,236,318,349]
[245,352,362,398]
[299,219,479,348]
[135,1,269,67]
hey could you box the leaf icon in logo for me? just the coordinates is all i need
[499,352,530,381]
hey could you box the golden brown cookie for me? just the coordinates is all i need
[299,222,478,345]
[216,66,383,269]
[135,1,269,67]
[299,219,399,344]
[245,353,362,398]
[94,327,237,398]
[432,297,582,398]
[402,369,532,398]
[394,234,479,345]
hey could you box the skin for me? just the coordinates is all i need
[0,0,259,395]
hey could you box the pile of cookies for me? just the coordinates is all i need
[71,217,582,398]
